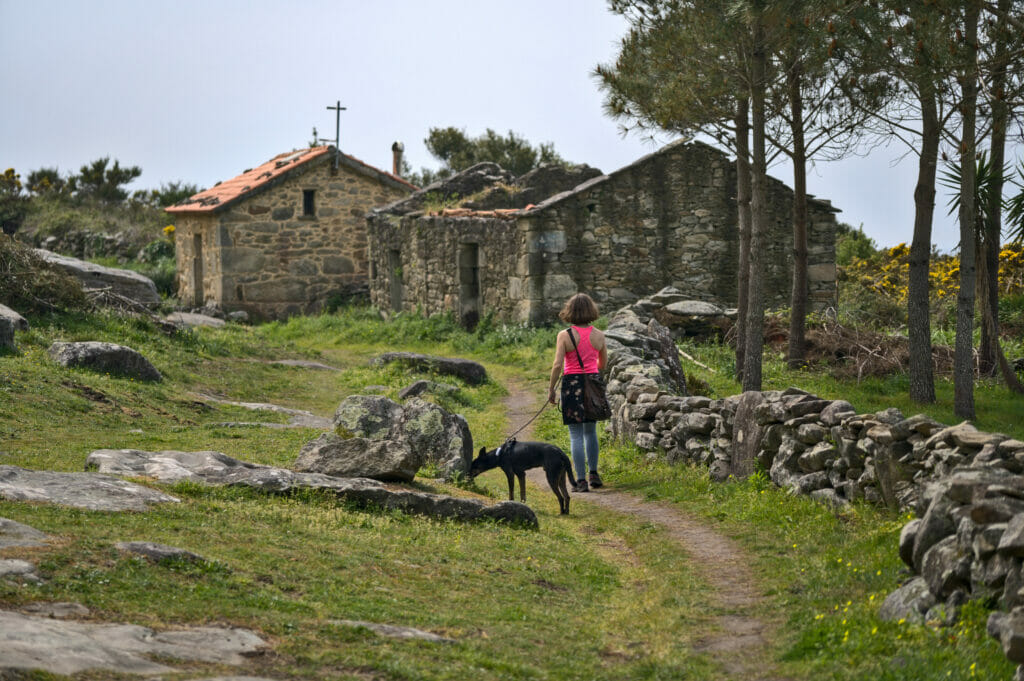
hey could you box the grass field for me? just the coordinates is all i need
[0,307,1019,679]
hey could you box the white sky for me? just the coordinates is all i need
[3,0,1018,251]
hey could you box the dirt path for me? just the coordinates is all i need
[504,379,787,681]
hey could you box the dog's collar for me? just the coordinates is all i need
[494,444,502,458]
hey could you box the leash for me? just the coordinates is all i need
[503,376,560,446]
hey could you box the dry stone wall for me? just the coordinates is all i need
[175,159,409,320]
[366,141,838,326]
[605,296,1024,676]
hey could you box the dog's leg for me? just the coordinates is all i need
[517,472,527,502]
[547,466,570,515]
[505,470,515,501]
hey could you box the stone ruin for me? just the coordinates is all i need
[603,289,1024,675]
[367,139,839,327]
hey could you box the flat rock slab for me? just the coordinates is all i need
[0,465,179,511]
[116,541,208,564]
[165,311,226,328]
[196,394,331,430]
[34,248,160,307]
[19,602,90,619]
[49,341,162,382]
[86,449,537,526]
[0,610,266,676]
[373,352,488,385]
[269,359,339,371]
[332,619,456,643]
[0,559,40,582]
[0,517,48,549]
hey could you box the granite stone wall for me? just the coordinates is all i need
[519,141,838,322]
[366,212,524,324]
[366,141,838,326]
[604,297,1024,677]
[175,160,409,320]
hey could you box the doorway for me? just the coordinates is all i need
[388,249,403,312]
[192,234,204,307]
[459,243,480,329]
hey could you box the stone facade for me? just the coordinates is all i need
[367,140,838,325]
[169,147,414,320]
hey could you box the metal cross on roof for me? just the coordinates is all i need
[326,100,347,169]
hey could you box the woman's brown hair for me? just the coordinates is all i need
[558,293,599,325]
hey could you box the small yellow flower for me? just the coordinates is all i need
[163,224,176,236]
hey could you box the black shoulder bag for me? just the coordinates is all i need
[566,327,612,422]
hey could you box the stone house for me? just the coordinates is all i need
[366,139,839,326]
[167,145,416,319]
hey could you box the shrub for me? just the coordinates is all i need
[0,235,88,313]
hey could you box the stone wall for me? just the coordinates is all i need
[175,159,409,320]
[520,141,838,322]
[366,212,524,324]
[366,141,838,326]
[603,298,1024,676]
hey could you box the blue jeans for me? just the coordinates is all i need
[567,421,599,482]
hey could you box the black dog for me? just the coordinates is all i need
[469,438,574,515]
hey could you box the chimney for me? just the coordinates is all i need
[391,141,405,177]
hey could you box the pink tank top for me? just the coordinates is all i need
[563,325,599,375]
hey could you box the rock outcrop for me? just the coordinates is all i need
[0,517,48,549]
[297,395,473,481]
[48,341,162,382]
[372,352,488,385]
[0,465,179,511]
[0,610,266,676]
[34,248,160,307]
[85,449,535,526]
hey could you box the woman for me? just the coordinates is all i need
[547,293,607,492]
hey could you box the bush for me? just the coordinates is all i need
[0,235,88,314]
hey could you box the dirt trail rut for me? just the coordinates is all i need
[504,379,787,681]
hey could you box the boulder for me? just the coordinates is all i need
[398,380,459,400]
[1002,514,1024,558]
[330,395,473,479]
[0,303,28,331]
[913,495,958,571]
[899,519,921,568]
[372,352,487,385]
[0,317,12,352]
[34,248,160,307]
[48,341,162,382]
[879,577,934,623]
[989,608,1024,664]
[921,536,969,599]
[85,449,534,526]
[0,610,266,676]
[0,465,178,511]
[820,400,856,427]
[0,517,48,549]
[295,434,421,482]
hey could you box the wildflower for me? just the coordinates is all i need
[163,224,176,236]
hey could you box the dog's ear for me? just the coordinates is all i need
[478,446,487,458]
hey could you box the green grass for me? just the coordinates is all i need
[678,338,1024,441]
[1,305,1021,679]
[586,443,1015,681]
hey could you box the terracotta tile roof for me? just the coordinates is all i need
[166,145,417,214]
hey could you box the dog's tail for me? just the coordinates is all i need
[560,450,575,485]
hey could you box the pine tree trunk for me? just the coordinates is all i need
[735,97,752,383]
[908,84,938,404]
[954,1,980,420]
[742,9,767,393]
[787,59,809,368]
[981,0,1011,378]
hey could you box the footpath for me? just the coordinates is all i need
[507,379,789,681]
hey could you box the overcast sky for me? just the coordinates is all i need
[3,0,1019,252]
